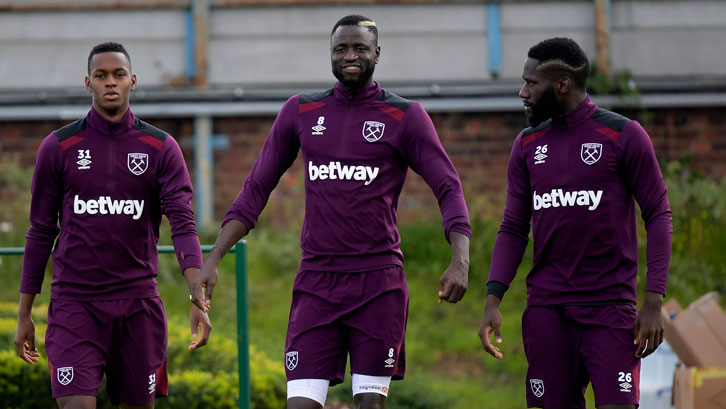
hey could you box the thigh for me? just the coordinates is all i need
[345,269,408,379]
[106,297,168,406]
[46,299,109,399]
[578,305,640,407]
[522,307,587,409]
[285,272,348,385]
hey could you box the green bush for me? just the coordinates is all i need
[0,303,286,409]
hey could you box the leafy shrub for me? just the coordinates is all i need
[0,303,286,409]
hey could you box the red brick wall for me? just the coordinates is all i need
[2,106,724,225]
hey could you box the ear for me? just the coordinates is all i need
[555,76,571,95]
[85,76,92,93]
[130,74,137,91]
[375,45,380,64]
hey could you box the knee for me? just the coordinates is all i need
[353,392,387,409]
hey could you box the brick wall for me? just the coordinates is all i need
[2,106,724,226]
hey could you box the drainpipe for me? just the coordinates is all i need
[595,0,611,76]
[189,0,213,229]
[487,2,502,78]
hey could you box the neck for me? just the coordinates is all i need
[562,91,587,113]
[93,102,128,122]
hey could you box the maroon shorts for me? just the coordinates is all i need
[45,297,168,405]
[284,266,408,385]
[522,305,640,408]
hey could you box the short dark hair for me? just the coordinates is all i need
[331,15,378,44]
[87,42,131,74]
[528,37,589,90]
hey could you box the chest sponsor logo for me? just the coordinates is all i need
[312,116,326,135]
[533,189,603,211]
[73,195,144,220]
[57,367,74,386]
[77,149,92,170]
[308,161,379,186]
[581,143,602,165]
[286,351,298,371]
[363,120,385,142]
[128,153,149,175]
[530,378,544,398]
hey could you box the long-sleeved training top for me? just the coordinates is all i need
[488,96,672,306]
[20,107,202,300]
[224,82,471,272]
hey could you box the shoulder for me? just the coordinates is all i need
[378,89,415,112]
[299,88,333,104]
[53,117,87,142]
[133,118,169,141]
[132,118,169,151]
[591,107,631,132]
[379,89,419,124]
[520,119,551,147]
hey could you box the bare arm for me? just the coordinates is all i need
[190,219,249,312]
[634,291,664,358]
[14,292,40,364]
[478,294,504,360]
[437,231,470,304]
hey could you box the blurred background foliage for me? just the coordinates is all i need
[0,152,724,408]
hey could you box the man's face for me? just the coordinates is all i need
[85,52,136,117]
[331,25,380,90]
[519,57,563,127]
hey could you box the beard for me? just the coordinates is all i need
[333,63,376,90]
[526,86,562,127]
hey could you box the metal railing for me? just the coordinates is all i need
[0,242,251,409]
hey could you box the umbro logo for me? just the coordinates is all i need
[312,116,326,135]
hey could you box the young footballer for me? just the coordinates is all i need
[15,42,211,409]
[478,37,672,409]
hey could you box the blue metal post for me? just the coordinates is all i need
[487,2,503,78]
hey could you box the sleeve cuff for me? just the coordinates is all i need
[487,281,509,301]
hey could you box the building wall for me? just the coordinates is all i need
[2,1,726,90]
[2,107,724,224]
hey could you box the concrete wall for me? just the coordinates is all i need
[1,1,726,90]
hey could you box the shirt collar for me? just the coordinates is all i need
[333,81,381,103]
[551,95,598,129]
[86,106,136,136]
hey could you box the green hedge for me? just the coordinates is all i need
[0,304,286,409]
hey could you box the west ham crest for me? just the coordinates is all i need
[286,351,298,371]
[57,367,74,386]
[128,153,149,175]
[362,121,385,142]
[530,378,544,398]
[581,143,602,165]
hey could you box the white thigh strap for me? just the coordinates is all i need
[287,378,329,406]
[352,373,392,397]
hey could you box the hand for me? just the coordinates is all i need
[15,314,40,364]
[478,295,504,359]
[188,306,212,350]
[633,291,664,358]
[438,259,468,304]
[191,258,218,313]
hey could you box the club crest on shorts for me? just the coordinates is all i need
[362,121,385,142]
[530,378,544,398]
[57,367,74,386]
[128,153,149,175]
[286,351,298,371]
[581,143,602,165]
